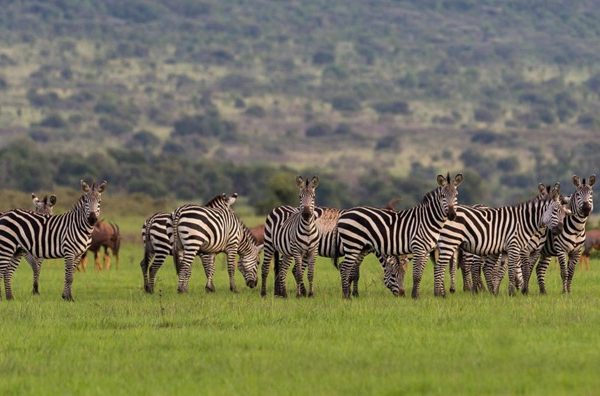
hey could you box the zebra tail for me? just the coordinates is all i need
[111,222,121,255]
[332,228,340,269]
[171,212,183,270]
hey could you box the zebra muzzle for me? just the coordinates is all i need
[87,213,98,225]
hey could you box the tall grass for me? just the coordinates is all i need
[1,244,600,395]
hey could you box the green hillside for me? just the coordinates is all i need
[0,0,598,209]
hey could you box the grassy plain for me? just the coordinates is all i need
[1,243,600,395]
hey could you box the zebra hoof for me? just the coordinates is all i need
[205,285,215,293]
[260,290,267,297]
[61,294,74,302]
[308,292,314,298]
[449,287,456,294]
[411,289,419,299]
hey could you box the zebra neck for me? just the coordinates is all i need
[418,194,447,225]
[66,198,95,233]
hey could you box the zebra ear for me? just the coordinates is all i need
[572,175,581,187]
[537,183,546,195]
[81,180,90,192]
[310,176,319,188]
[589,175,596,187]
[296,176,304,188]
[48,195,57,206]
[453,173,464,187]
[96,180,107,193]
[563,206,572,216]
[436,174,447,186]
[551,182,561,198]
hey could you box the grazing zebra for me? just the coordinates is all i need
[260,176,320,298]
[140,193,238,294]
[0,180,106,301]
[337,173,464,299]
[529,175,596,294]
[171,195,261,294]
[268,206,407,297]
[434,183,566,297]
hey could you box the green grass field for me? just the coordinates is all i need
[2,244,600,395]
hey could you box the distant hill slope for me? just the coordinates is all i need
[0,0,598,207]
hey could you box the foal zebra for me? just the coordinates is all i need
[260,176,320,298]
[140,193,238,293]
[530,175,596,294]
[268,206,407,297]
[337,173,463,299]
[0,180,106,301]
[171,195,261,293]
[434,183,566,297]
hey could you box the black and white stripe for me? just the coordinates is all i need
[140,193,239,293]
[529,175,595,294]
[260,176,320,298]
[337,173,463,299]
[0,181,106,301]
[435,183,566,297]
[171,195,261,293]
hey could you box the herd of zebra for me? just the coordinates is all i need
[0,173,595,301]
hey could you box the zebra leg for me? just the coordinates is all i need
[277,255,291,298]
[339,254,357,299]
[536,255,552,294]
[566,250,580,293]
[521,252,538,295]
[413,251,430,298]
[25,254,42,295]
[432,251,448,298]
[482,256,496,295]
[146,253,167,294]
[293,255,304,298]
[351,261,360,297]
[307,250,317,297]
[200,254,216,293]
[177,251,195,293]
[449,252,457,294]
[140,250,153,293]
[505,250,520,296]
[458,251,473,292]
[291,259,307,297]
[557,253,568,293]
[61,255,79,301]
[471,255,484,294]
[260,245,274,297]
[226,249,238,293]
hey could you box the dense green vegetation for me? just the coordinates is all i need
[0,1,599,210]
[2,243,600,394]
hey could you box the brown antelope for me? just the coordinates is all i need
[77,220,121,271]
[581,229,600,270]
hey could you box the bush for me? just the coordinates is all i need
[99,117,134,136]
[305,123,333,137]
[172,110,237,138]
[312,50,335,65]
[497,157,520,172]
[577,114,600,130]
[27,89,60,107]
[245,105,266,118]
[131,130,160,148]
[334,123,353,135]
[371,101,411,115]
[330,96,361,112]
[39,114,67,128]
[473,107,497,123]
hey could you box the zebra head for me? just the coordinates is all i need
[296,176,319,221]
[238,241,262,289]
[383,255,409,296]
[571,175,596,217]
[80,180,107,225]
[204,192,238,209]
[436,173,463,221]
[31,193,57,215]
[541,183,570,234]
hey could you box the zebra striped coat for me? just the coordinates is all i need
[171,199,261,294]
[337,173,463,299]
[0,180,106,301]
[435,183,566,297]
[140,193,239,294]
[0,194,58,296]
[530,175,595,294]
[260,176,320,298]
[267,206,407,297]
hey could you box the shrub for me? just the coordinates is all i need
[245,105,266,118]
[372,101,411,115]
[312,50,335,65]
[473,107,497,123]
[330,96,361,112]
[99,117,134,136]
[305,123,333,137]
[39,114,67,128]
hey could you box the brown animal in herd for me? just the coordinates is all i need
[580,229,600,271]
[250,224,265,246]
[77,220,121,271]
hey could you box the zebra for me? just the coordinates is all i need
[529,175,595,294]
[455,185,555,294]
[0,194,58,295]
[434,182,566,297]
[336,173,464,299]
[0,180,106,301]
[260,176,320,298]
[140,193,239,294]
[268,206,408,297]
[171,195,262,294]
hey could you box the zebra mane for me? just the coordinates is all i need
[203,193,227,207]
[419,187,441,206]
[231,211,258,245]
